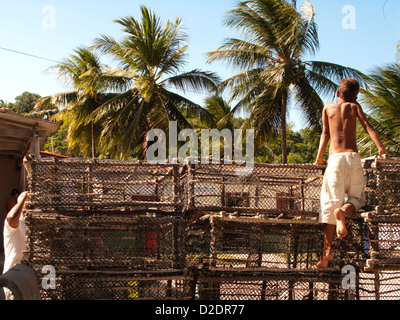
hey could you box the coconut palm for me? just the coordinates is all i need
[34,46,126,157]
[203,95,236,131]
[358,63,400,157]
[91,6,220,159]
[207,0,364,163]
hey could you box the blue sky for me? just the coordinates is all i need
[0,0,399,130]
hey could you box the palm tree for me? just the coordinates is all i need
[358,63,400,157]
[34,46,126,157]
[207,0,364,163]
[91,6,220,159]
[204,95,236,131]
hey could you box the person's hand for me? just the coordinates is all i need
[314,159,326,165]
[17,191,30,203]
[378,148,389,159]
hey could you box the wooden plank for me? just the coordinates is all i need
[0,142,28,150]
[214,216,319,225]
[0,128,46,137]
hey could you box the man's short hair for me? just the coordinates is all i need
[338,78,360,101]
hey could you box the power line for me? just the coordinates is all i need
[0,46,61,64]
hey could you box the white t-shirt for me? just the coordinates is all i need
[2,217,26,274]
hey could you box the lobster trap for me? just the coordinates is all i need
[182,162,325,219]
[39,269,194,300]
[364,157,400,214]
[186,215,323,269]
[362,158,400,272]
[26,158,182,214]
[194,268,352,300]
[358,270,400,300]
[24,212,186,272]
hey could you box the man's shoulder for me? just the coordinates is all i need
[323,102,338,113]
[325,101,361,111]
[324,102,339,109]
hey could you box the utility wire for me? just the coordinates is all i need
[0,46,61,64]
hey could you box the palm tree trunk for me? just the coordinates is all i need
[281,96,288,164]
[91,119,96,158]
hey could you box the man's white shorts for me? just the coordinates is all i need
[319,152,366,225]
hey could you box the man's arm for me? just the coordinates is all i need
[6,191,30,228]
[356,103,389,157]
[315,107,330,164]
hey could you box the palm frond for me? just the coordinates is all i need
[358,63,400,156]
[34,91,78,112]
[308,61,365,87]
[207,38,275,70]
[162,69,220,94]
[292,76,324,130]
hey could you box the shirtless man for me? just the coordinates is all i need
[315,78,388,268]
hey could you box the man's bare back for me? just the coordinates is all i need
[316,97,388,164]
[324,101,359,155]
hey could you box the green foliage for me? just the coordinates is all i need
[358,63,400,157]
[258,125,320,164]
[5,92,41,114]
[42,119,69,156]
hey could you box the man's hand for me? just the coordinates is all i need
[378,148,389,159]
[17,191,30,203]
[314,159,326,165]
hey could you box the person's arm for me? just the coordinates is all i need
[315,107,330,164]
[6,191,30,228]
[356,103,389,157]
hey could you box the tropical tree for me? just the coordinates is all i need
[34,46,126,157]
[5,92,41,115]
[358,63,400,157]
[207,0,364,163]
[91,6,220,159]
[265,124,320,163]
[203,95,236,131]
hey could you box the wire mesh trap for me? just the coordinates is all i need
[39,269,194,300]
[26,158,182,214]
[182,162,325,219]
[24,212,186,271]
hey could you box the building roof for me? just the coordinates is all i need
[0,108,60,162]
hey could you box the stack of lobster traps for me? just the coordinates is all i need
[20,157,400,300]
[357,157,400,300]
[24,158,192,300]
[184,162,358,300]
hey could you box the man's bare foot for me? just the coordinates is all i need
[316,252,333,268]
[334,208,347,239]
